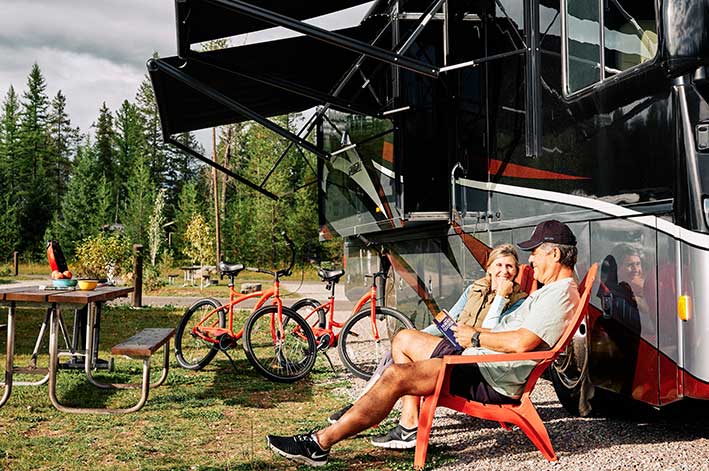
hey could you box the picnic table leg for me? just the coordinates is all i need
[48,304,152,414]
[83,303,169,390]
[0,303,16,408]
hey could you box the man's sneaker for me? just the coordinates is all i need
[327,403,353,424]
[370,424,418,449]
[267,432,330,467]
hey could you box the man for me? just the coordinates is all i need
[267,220,580,467]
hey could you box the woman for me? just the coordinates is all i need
[329,244,528,431]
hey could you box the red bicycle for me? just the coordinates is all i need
[173,234,317,383]
[288,237,414,379]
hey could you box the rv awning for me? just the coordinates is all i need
[175,0,373,57]
[150,25,383,136]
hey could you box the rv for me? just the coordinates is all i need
[150,0,709,415]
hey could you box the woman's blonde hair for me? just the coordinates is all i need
[485,243,520,277]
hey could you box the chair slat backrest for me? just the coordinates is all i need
[519,263,598,397]
[515,264,536,294]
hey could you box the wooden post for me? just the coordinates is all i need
[132,244,143,308]
[13,251,19,276]
[212,127,222,268]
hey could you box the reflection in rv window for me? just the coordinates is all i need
[565,0,601,93]
[564,0,657,94]
[603,1,658,75]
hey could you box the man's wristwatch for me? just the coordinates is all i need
[471,332,481,348]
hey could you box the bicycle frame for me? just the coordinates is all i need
[299,273,383,347]
[192,279,286,344]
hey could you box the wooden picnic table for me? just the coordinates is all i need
[0,285,132,411]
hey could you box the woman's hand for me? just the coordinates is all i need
[452,324,478,348]
[497,278,514,298]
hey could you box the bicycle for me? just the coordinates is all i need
[286,236,414,379]
[173,234,317,383]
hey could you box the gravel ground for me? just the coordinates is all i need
[418,379,709,471]
[338,375,709,471]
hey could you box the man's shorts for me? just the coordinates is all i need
[429,339,519,405]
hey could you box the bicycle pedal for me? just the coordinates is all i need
[218,334,237,350]
[317,334,332,351]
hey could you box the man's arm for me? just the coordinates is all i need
[452,324,544,353]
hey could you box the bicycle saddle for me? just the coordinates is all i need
[317,267,345,283]
[219,261,245,277]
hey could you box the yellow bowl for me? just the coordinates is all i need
[77,280,98,291]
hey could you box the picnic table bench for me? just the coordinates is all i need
[50,327,175,415]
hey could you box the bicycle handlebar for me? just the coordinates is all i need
[223,233,295,279]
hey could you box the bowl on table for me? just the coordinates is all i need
[77,279,99,291]
[52,278,78,288]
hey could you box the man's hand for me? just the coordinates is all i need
[452,324,478,348]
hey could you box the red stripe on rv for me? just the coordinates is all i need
[488,159,589,180]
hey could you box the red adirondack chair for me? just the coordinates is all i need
[515,263,537,294]
[414,263,598,468]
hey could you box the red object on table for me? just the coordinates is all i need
[46,240,69,273]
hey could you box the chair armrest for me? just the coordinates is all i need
[441,350,554,365]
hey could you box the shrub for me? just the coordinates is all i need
[75,233,132,281]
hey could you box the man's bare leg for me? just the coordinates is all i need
[353,329,444,402]
[326,330,443,428]
[389,330,443,428]
[317,358,443,449]
[391,329,444,363]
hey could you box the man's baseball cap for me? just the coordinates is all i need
[517,220,576,251]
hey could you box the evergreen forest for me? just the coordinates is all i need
[0,63,334,276]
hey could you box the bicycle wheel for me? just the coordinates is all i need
[242,306,317,383]
[175,298,226,370]
[338,307,414,380]
[290,298,327,329]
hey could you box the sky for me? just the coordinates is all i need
[0,0,176,135]
[0,0,372,147]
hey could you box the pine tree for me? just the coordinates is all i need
[0,86,22,259]
[94,102,117,203]
[17,63,52,254]
[136,72,166,188]
[114,99,146,213]
[47,90,79,213]
[0,86,21,194]
[122,153,155,246]
[164,131,202,216]
[47,142,101,255]
[0,193,20,260]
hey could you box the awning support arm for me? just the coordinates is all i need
[150,59,329,160]
[202,0,439,78]
[439,48,526,73]
[165,136,279,200]
[260,112,319,188]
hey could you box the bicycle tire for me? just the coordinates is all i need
[290,298,327,329]
[174,298,226,370]
[242,306,318,383]
[338,307,414,380]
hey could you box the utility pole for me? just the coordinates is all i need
[212,128,221,267]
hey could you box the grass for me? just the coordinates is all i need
[0,305,449,471]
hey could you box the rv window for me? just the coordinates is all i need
[564,0,601,93]
[603,1,658,76]
[564,0,657,94]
